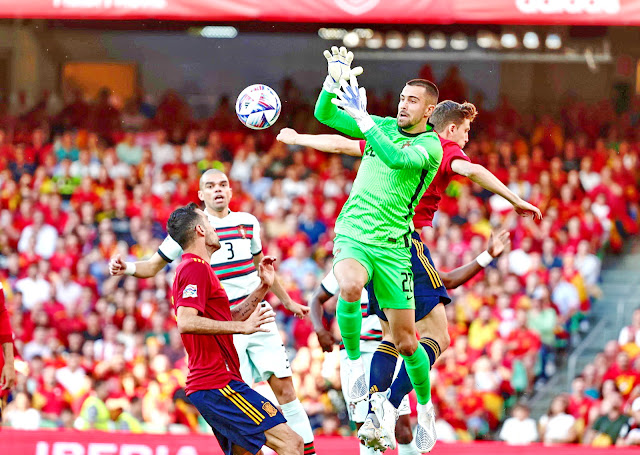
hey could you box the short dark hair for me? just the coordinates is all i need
[430,100,478,133]
[166,202,202,250]
[406,79,439,105]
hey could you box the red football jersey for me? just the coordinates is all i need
[414,137,471,229]
[358,137,471,229]
[0,285,12,346]
[172,253,242,394]
[0,283,15,398]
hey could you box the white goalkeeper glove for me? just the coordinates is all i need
[331,76,375,133]
[323,46,364,92]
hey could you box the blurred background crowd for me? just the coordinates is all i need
[0,67,639,446]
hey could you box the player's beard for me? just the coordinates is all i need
[396,112,415,129]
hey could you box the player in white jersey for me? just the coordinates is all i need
[109,169,317,455]
[310,270,414,455]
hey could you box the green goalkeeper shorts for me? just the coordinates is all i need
[332,234,415,311]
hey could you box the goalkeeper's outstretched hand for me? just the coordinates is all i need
[323,46,363,92]
[331,76,374,133]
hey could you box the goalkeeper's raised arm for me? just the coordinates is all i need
[314,46,367,138]
[330,76,442,171]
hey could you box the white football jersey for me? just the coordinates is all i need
[320,270,382,347]
[158,211,262,305]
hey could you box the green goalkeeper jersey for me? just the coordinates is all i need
[315,88,443,248]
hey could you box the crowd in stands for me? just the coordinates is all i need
[499,308,640,447]
[0,69,639,442]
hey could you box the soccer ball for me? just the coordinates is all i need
[235,84,281,130]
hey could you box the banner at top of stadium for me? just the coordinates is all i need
[2,0,640,25]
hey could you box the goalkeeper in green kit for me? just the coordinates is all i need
[314,47,443,452]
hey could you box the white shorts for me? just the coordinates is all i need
[339,346,410,423]
[233,303,291,384]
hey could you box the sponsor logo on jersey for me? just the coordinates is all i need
[182,284,198,298]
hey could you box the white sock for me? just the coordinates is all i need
[398,442,419,455]
[417,402,428,414]
[280,398,314,444]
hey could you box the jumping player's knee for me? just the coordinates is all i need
[335,260,368,301]
[339,279,365,302]
[395,334,418,357]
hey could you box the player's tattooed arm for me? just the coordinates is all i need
[231,256,278,321]
[178,305,274,335]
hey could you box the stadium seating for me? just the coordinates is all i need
[0,83,638,444]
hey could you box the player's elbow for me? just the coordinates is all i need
[441,273,458,290]
[465,163,485,179]
[453,162,475,178]
[314,101,330,124]
[442,277,455,289]
[176,317,192,334]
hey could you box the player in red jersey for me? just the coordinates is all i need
[0,282,16,418]
[167,203,302,455]
[278,100,541,451]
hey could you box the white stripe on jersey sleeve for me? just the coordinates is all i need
[320,270,340,296]
[250,217,263,255]
[158,235,183,262]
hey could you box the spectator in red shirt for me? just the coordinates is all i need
[568,376,594,426]
[25,128,52,166]
[458,375,490,438]
[34,364,69,422]
[89,88,120,140]
[603,351,640,399]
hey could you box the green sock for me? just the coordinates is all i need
[336,295,362,360]
[400,345,431,405]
